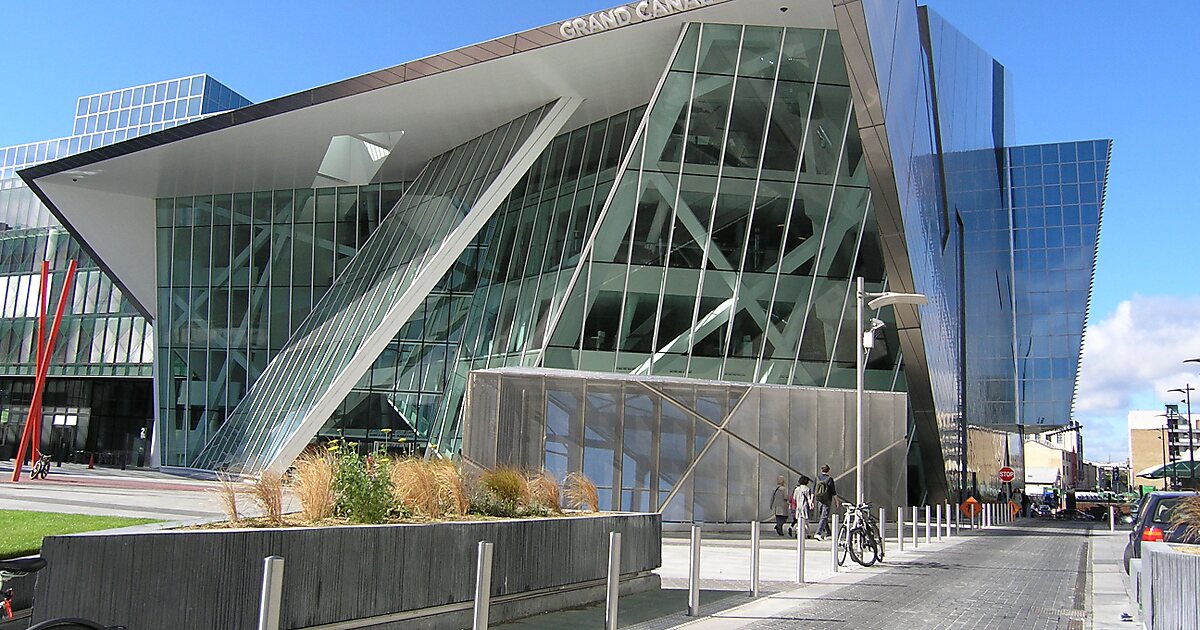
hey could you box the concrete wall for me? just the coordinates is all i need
[1140,541,1200,630]
[33,513,660,630]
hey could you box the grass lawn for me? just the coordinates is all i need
[0,510,160,559]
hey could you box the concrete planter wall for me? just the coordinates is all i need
[1140,541,1200,630]
[33,513,661,630]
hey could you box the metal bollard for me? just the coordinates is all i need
[879,507,887,558]
[924,505,932,544]
[936,504,943,542]
[473,541,494,630]
[944,504,951,537]
[688,525,701,616]
[898,506,905,551]
[911,506,919,548]
[750,521,761,597]
[606,532,621,630]
[257,556,284,630]
[831,513,840,573]
[1109,505,1115,532]
[796,525,806,584]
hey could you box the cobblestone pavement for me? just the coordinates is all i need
[701,520,1093,630]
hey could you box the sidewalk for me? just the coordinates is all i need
[676,520,1096,630]
[500,515,984,629]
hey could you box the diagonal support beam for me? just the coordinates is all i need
[253,97,585,470]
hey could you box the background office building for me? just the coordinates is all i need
[0,75,250,463]
[23,0,1107,518]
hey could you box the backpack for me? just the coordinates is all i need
[814,477,832,503]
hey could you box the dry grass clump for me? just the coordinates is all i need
[430,459,470,517]
[250,471,286,524]
[392,458,439,517]
[391,458,470,519]
[564,472,599,513]
[1168,495,1200,542]
[293,451,337,522]
[213,473,241,523]
[527,470,563,513]
[480,467,529,507]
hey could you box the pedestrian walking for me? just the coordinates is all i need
[813,464,836,540]
[790,474,814,538]
[1020,491,1032,518]
[770,475,790,536]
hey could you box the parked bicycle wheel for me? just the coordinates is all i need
[851,529,879,566]
[870,519,885,563]
[836,523,851,566]
[27,619,124,630]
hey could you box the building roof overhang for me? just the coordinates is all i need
[21,0,836,320]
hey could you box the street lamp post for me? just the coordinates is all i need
[1156,409,1178,490]
[1179,356,1200,485]
[1160,425,1169,490]
[1169,382,1195,489]
[856,277,927,506]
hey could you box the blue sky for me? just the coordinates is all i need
[1,1,1195,461]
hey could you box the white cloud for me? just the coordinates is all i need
[1076,294,1200,461]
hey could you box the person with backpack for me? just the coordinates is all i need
[770,475,790,536]
[790,474,814,538]
[813,464,836,540]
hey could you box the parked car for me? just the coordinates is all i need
[1122,491,1199,574]
[1053,508,1095,521]
[1032,504,1052,517]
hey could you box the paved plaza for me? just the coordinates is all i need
[0,462,238,521]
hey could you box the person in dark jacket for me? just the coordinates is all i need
[813,464,836,540]
[770,475,790,536]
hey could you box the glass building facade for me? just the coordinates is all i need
[1009,140,1108,428]
[0,75,250,461]
[30,0,1109,507]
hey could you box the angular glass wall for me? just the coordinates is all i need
[542,23,898,393]
[1009,140,1109,428]
[193,102,566,472]
[155,182,405,466]
[463,367,908,521]
[0,227,151,377]
[424,106,645,451]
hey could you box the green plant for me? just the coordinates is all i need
[292,450,337,522]
[564,472,599,513]
[331,440,394,523]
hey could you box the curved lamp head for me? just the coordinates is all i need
[866,292,928,310]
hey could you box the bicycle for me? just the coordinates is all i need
[0,557,124,629]
[30,454,51,480]
[835,501,883,567]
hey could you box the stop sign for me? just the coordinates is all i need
[999,466,1016,483]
